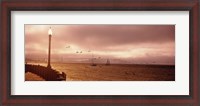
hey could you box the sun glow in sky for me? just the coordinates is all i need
[25,25,175,65]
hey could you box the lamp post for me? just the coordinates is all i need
[47,27,53,68]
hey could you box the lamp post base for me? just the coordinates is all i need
[47,64,51,69]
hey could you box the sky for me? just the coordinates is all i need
[25,25,175,65]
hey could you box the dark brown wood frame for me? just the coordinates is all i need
[0,0,199,106]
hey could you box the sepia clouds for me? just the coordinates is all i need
[25,25,175,65]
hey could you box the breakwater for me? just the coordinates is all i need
[25,64,66,81]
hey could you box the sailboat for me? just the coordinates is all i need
[91,58,97,66]
[106,59,110,65]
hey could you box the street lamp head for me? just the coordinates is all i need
[48,27,53,35]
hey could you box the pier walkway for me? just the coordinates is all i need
[25,64,66,81]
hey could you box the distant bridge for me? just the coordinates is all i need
[25,64,66,81]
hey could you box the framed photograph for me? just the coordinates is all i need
[1,0,199,105]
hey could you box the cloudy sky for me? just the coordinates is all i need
[25,25,175,65]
